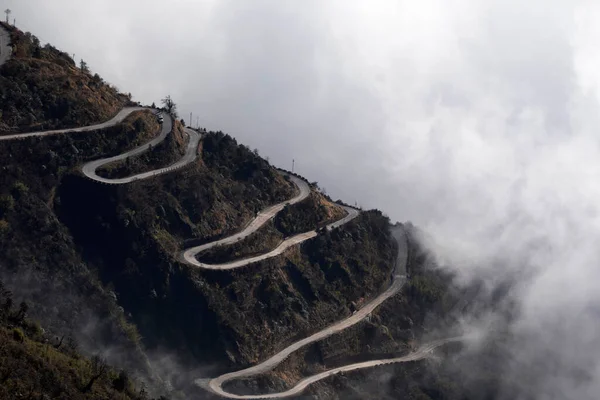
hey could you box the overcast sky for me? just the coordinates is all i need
[6,1,600,398]
[3,0,588,223]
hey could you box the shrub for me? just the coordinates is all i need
[0,194,15,215]
[0,220,10,238]
[113,370,130,392]
[12,327,24,342]
[11,182,29,198]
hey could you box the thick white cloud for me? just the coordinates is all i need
[5,0,600,397]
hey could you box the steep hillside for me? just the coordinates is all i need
[55,131,394,369]
[0,110,414,398]
[0,280,171,400]
[0,23,470,400]
[0,109,174,393]
[274,191,347,236]
[218,224,466,398]
[0,22,129,133]
[96,119,187,179]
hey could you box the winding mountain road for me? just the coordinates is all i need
[201,272,406,398]
[0,25,10,68]
[182,174,311,267]
[0,60,461,395]
[0,107,146,140]
[183,199,359,270]
[82,114,202,184]
[0,103,358,269]
[0,105,202,183]
[203,337,463,399]
[197,226,463,398]
[254,336,463,399]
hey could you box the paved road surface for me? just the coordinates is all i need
[188,206,359,270]
[0,101,344,268]
[0,25,10,68]
[200,227,415,398]
[0,99,426,397]
[82,116,201,184]
[203,336,464,399]
[0,44,429,396]
[260,336,465,399]
[0,104,201,183]
[0,107,146,140]
[182,175,312,266]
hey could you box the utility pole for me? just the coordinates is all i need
[292,159,295,173]
[4,9,11,24]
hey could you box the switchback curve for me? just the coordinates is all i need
[0,105,358,269]
[195,226,463,398]
[81,113,202,184]
[182,174,310,268]
[189,206,358,270]
[202,337,464,399]
[182,178,360,270]
[0,105,203,183]
[0,102,456,398]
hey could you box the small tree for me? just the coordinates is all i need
[66,336,79,352]
[80,59,89,73]
[161,95,178,117]
[112,370,129,392]
[15,301,28,322]
[82,355,107,393]
[2,297,12,315]
[12,328,24,342]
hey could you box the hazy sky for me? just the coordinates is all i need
[6,1,600,398]
[3,0,588,222]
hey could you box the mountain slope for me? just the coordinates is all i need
[0,281,167,400]
[0,22,129,133]
[0,23,466,400]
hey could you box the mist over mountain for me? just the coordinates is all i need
[2,1,600,399]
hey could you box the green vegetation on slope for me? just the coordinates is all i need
[0,22,473,400]
[196,191,349,265]
[0,21,129,133]
[274,192,347,236]
[201,210,397,367]
[0,105,419,397]
[0,281,166,400]
[54,130,297,368]
[223,224,465,398]
[0,111,169,392]
[298,226,469,400]
[196,220,284,264]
